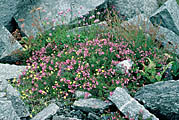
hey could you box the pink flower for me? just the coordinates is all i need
[49,33,52,36]
[38,90,42,94]
[110,92,113,96]
[157,72,161,76]
[94,19,99,23]
[49,66,53,71]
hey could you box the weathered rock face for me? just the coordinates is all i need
[0,64,30,119]
[108,87,159,120]
[73,98,112,113]
[150,0,179,36]
[0,0,31,31]
[135,80,179,120]
[0,24,23,63]
[0,63,26,80]
[0,100,20,120]
[156,26,179,55]
[111,0,158,20]
[14,0,107,37]
[121,13,179,55]
[32,103,59,120]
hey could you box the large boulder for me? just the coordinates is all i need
[0,99,20,120]
[120,14,179,55]
[135,80,179,120]
[73,98,112,113]
[150,0,179,36]
[0,63,30,119]
[0,63,26,80]
[0,24,23,64]
[0,0,31,31]
[108,87,159,120]
[111,0,158,20]
[32,103,59,120]
[156,26,179,55]
[14,0,108,37]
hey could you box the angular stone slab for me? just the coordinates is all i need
[0,0,23,30]
[53,115,81,120]
[32,103,59,120]
[0,63,26,80]
[150,0,179,36]
[135,80,179,120]
[0,24,23,63]
[0,100,20,120]
[156,26,179,55]
[6,84,30,119]
[14,0,107,37]
[73,98,112,112]
[108,87,159,120]
[112,0,158,20]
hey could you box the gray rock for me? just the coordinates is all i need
[0,63,26,80]
[87,113,100,120]
[0,24,23,63]
[0,92,6,98]
[116,59,134,74]
[0,64,30,118]
[121,14,154,33]
[0,0,19,30]
[135,80,179,120]
[53,115,81,120]
[14,0,107,37]
[112,0,158,20]
[32,103,59,120]
[0,0,31,31]
[0,100,20,120]
[156,26,179,55]
[73,98,112,113]
[6,85,30,119]
[150,0,179,36]
[108,87,159,120]
[75,90,92,99]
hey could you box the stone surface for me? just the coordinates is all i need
[0,0,31,31]
[108,87,159,120]
[150,0,179,36]
[0,63,26,80]
[73,98,112,113]
[0,24,23,63]
[52,115,81,120]
[112,0,158,20]
[32,103,59,120]
[121,14,154,33]
[156,26,179,55]
[75,90,92,99]
[116,59,134,74]
[135,80,179,120]
[14,0,107,37]
[0,100,20,120]
[0,63,30,119]
[87,113,100,120]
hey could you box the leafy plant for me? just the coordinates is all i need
[171,60,179,79]
[140,57,173,83]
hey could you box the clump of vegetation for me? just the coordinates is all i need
[11,5,179,119]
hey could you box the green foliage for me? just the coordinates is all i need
[140,57,173,83]
[171,60,179,79]
[10,7,179,119]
